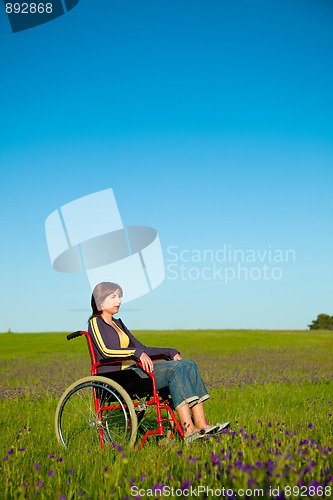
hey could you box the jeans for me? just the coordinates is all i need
[127,359,209,411]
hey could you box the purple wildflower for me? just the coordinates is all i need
[34,463,40,471]
[36,480,43,488]
[211,453,220,466]
[309,480,321,488]
[48,470,54,477]
[181,480,192,491]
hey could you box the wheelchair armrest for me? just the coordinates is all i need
[149,354,173,361]
[98,354,172,364]
[99,355,141,364]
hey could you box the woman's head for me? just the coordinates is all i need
[90,282,123,317]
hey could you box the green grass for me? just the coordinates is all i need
[1,328,332,357]
[1,330,332,499]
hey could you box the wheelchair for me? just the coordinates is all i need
[55,331,185,450]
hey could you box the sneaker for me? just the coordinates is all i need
[184,430,205,444]
[215,422,230,432]
[202,424,220,435]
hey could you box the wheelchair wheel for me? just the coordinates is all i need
[55,376,138,449]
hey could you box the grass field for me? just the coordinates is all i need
[0,329,332,499]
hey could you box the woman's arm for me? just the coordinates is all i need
[116,318,180,359]
[89,316,144,360]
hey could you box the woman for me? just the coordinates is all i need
[88,282,229,443]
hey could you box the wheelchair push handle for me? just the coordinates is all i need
[67,331,83,341]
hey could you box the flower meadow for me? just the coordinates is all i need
[0,329,332,499]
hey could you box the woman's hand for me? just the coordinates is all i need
[140,352,154,372]
[173,353,182,360]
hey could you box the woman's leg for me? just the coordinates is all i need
[191,402,207,430]
[178,361,215,430]
[152,360,198,410]
[128,361,224,438]
[176,404,201,435]
[152,360,212,434]
[180,360,210,405]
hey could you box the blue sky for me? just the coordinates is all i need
[0,0,332,332]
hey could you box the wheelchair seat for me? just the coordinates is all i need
[96,368,153,398]
[99,368,172,404]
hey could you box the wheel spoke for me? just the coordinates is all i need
[55,377,138,450]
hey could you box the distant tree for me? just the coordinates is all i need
[308,314,333,330]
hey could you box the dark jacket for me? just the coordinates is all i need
[88,315,179,373]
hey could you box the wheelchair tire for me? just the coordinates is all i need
[55,376,138,450]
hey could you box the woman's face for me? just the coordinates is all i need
[100,290,122,315]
